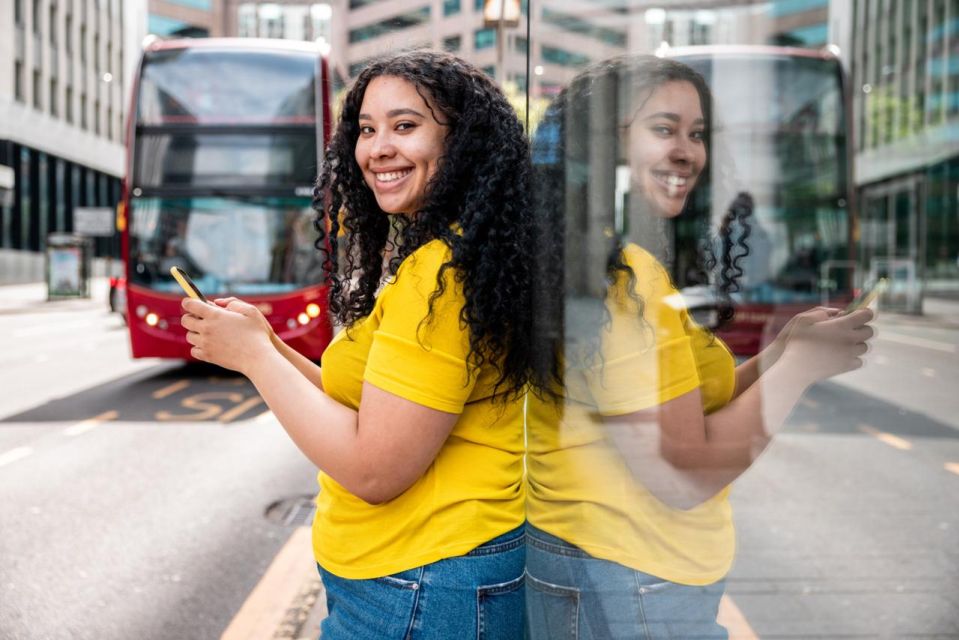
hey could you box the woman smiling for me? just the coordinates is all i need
[181,50,554,639]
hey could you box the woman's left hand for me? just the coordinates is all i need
[762,306,842,370]
[180,298,275,375]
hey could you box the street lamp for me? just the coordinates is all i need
[483,0,520,87]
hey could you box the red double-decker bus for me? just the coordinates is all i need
[667,45,857,355]
[118,38,333,360]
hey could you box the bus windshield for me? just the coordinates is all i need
[137,48,317,125]
[128,196,323,295]
[675,53,850,304]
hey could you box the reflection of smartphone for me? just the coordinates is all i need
[845,277,887,313]
[170,266,207,302]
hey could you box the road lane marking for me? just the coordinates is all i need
[221,526,316,640]
[63,411,118,437]
[946,463,959,476]
[152,380,190,399]
[858,424,912,450]
[717,595,759,640]
[877,331,957,354]
[219,396,265,423]
[0,446,33,469]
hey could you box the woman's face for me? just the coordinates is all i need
[628,80,707,218]
[354,75,447,215]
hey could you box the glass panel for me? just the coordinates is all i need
[128,196,323,294]
[137,48,317,124]
[134,132,317,188]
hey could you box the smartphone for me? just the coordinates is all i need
[170,266,208,303]
[845,277,887,313]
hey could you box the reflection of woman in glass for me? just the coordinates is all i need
[181,51,550,638]
[526,55,874,639]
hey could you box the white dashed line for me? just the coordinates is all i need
[0,447,33,469]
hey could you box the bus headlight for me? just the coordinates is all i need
[297,312,310,326]
[145,312,159,327]
[305,303,321,318]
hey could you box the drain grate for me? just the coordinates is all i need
[264,494,317,527]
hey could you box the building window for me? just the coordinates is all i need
[482,65,495,78]
[348,6,430,43]
[15,0,23,25]
[80,26,86,62]
[541,45,590,68]
[475,0,483,11]
[66,86,73,123]
[66,14,72,53]
[49,5,57,46]
[80,92,87,130]
[95,100,101,135]
[540,7,626,47]
[50,78,58,117]
[166,0,213,8]
[474,27,496,50]
[15,61,24,102]
[444,0,461,16]
[94,34,100,72]
[514,35,528,52]
[238,3,257,37]
[33,70,42,111]
[443,34,462,52]
[32,0,40,34]
[107,106,113,141]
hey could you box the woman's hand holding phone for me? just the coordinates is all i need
[181,298,276,374]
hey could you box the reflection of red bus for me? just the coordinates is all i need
[120,38,332,359]
[668,46,856,355]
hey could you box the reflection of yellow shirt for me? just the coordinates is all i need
[315,239,525,580]
[526,243,736,586]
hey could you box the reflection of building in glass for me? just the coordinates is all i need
[845,0,959,306]
[0,0,147,282]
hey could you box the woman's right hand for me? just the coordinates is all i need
[778,307,875,385]
[212,297,277,343]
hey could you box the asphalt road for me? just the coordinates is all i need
[1,283,957,639]
[0,285,318,640]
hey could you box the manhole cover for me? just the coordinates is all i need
[265,494,317,526]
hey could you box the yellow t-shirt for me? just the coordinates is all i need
[526,243,737,586]
[314,239,525,579]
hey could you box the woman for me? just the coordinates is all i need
[181,50,549,639]
[525,55,874,639]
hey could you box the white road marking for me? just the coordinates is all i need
[877,331,957,354]
[0,447,33,468]
[63,411,118,437]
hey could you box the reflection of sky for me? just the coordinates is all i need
[140,50,315,122]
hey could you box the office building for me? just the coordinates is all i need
[1,0,148,282]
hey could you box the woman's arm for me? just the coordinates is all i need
[606,307,873,510]
[183,298,457,504]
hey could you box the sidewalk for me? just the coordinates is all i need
[0,278,111,314]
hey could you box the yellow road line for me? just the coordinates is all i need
[0,446,33,469]
[945,462,959,476]
[858,424,912,451]
[221,526,316,640]
[152,380,190,399]
[63,410,118,437]
[219,396,265,423]
[718,594,759,640]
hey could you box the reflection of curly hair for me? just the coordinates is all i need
[532,55,753,357]
[312,50,552,399]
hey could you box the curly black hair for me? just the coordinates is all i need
[313,50,553,400]
[531,54,753,361]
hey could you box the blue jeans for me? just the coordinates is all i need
[526,525,728,640]
[318,524,526,640]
